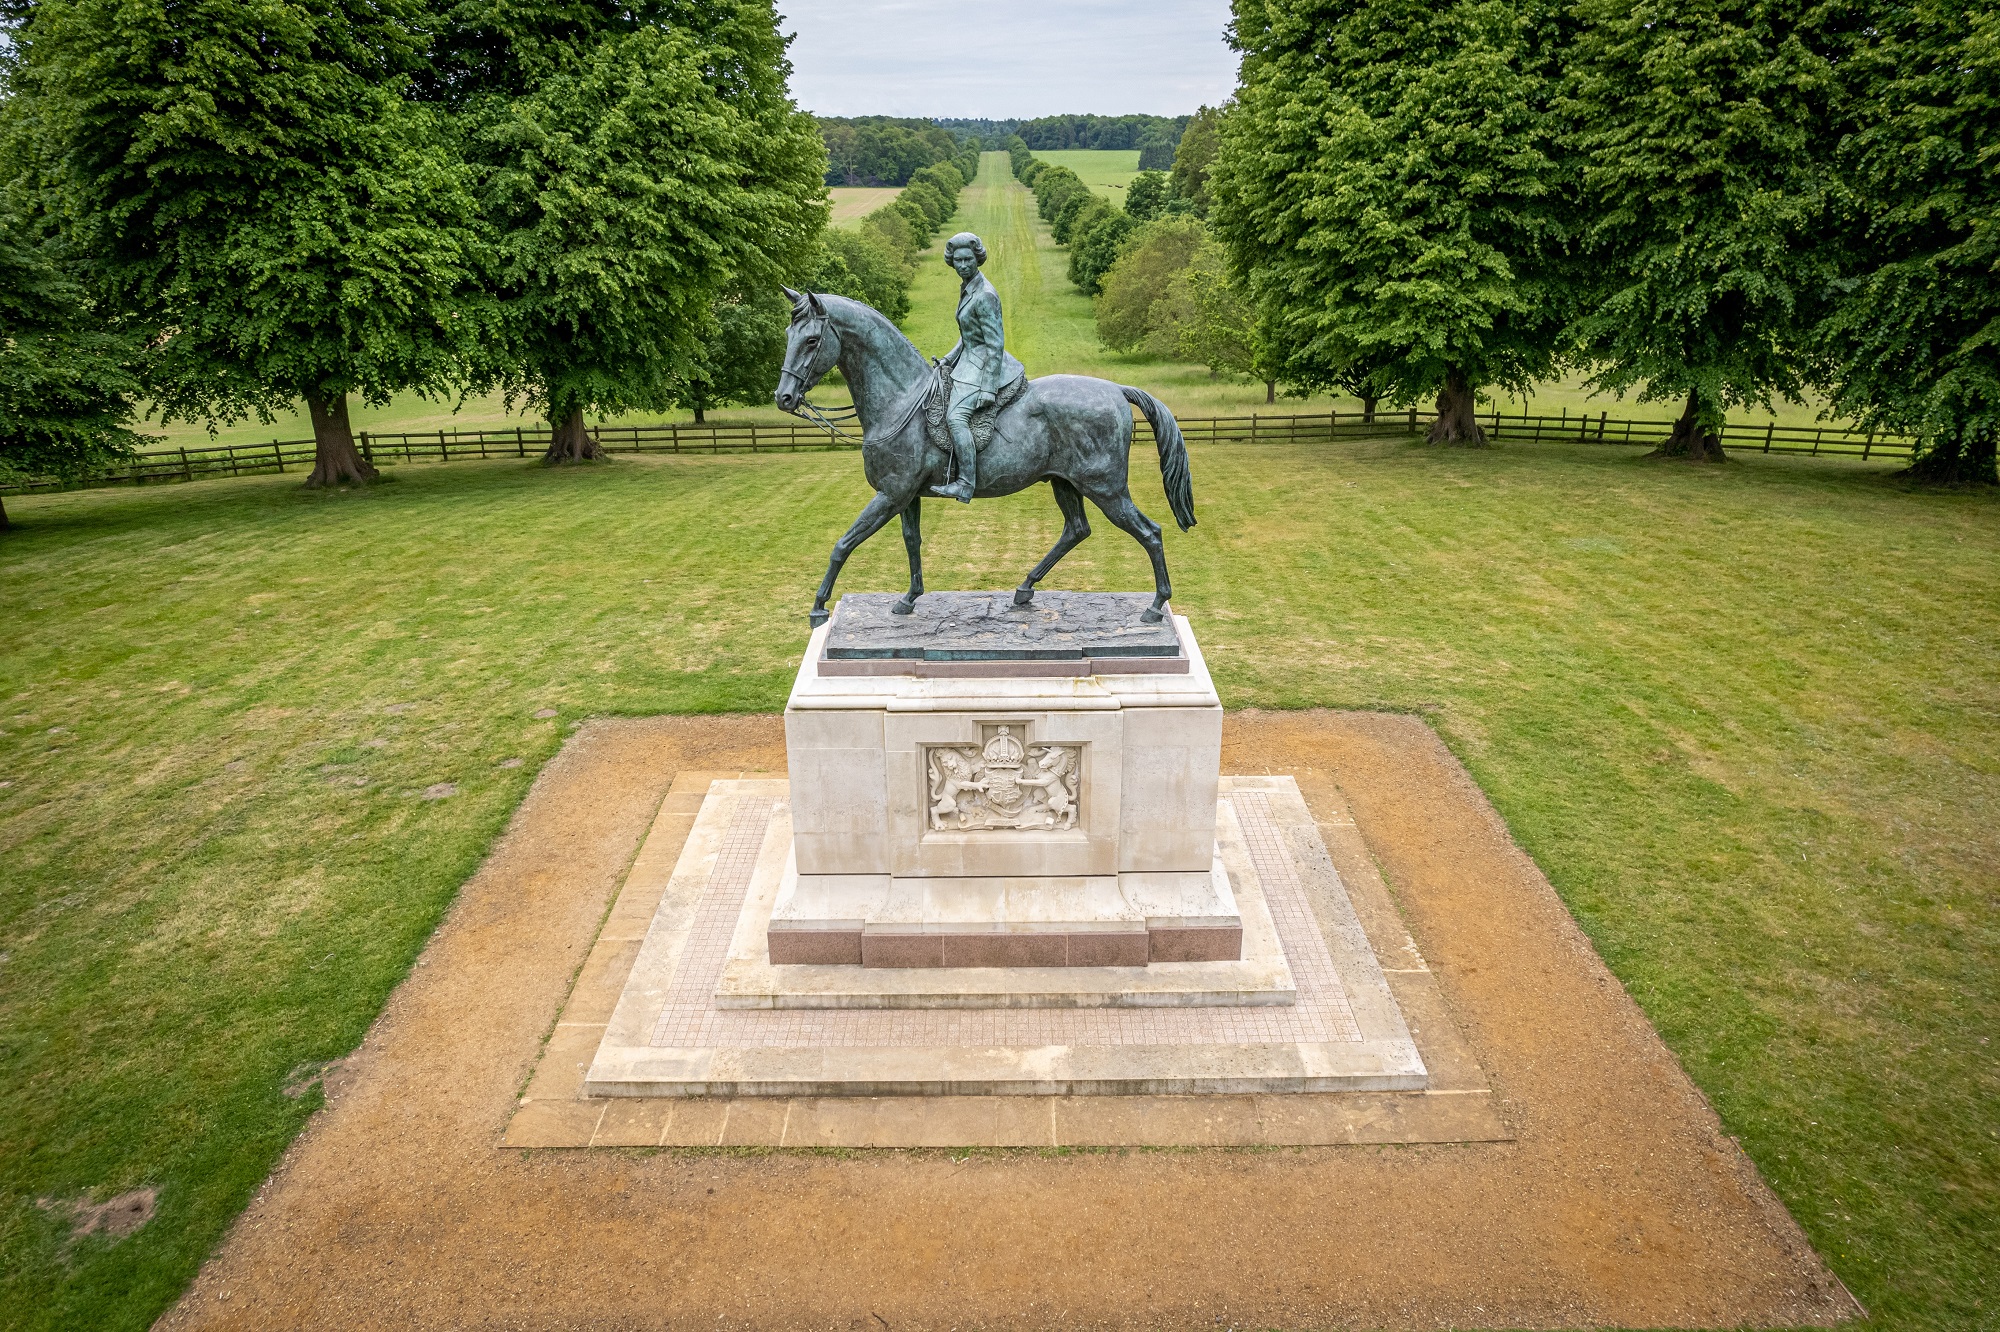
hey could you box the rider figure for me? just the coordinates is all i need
[931,232,1025,502]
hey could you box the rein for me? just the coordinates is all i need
[787,397,863,443]
[783,347,941,449]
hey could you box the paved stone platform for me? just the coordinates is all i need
[580,776,1426,1097]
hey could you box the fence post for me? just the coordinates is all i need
[1863,431,1874,461]
[1764,422,1774,453]
[180,447,193,482]
[1598,411,1606,442]
[438,429,448,461]
[273,440,286,474]
[516,426,525,457]
[1813,427,1823,456]
[1408,406,1418,431]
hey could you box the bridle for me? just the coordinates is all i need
[776,289,936,448]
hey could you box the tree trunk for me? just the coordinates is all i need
[1264,380,1276,404]
[1427,369,1486,445]
[1361,393,1378,425]
[0,492,10,530]
[1902,426,1998,485]
[693,404,706,425]
[303,391,378,488]
[1648,389,1728,462]
[543,408,605,464]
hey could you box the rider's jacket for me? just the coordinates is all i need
[944,272,1026,397]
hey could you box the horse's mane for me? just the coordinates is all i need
[815,293,928,368]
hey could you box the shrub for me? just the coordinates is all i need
[1093,216,1208,350]
[859,206,920,267]
[1031,165,1085,220]
[909,162,963,210]
[815,227,911,322]
[894,179,949,239]
[1125,171,1169,220]
[1069,209,1139,294]
[1052,191,1108,245]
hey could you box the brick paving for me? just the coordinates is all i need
[649,790,1361,1051]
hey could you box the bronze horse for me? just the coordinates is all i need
[773,289,1196,627]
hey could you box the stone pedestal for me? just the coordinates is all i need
[778,592,1238,967]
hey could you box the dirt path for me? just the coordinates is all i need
[158,711,1857,1330]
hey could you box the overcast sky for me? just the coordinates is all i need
[779,0,1239,119]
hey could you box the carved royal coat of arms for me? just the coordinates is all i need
[927,726,1081,831]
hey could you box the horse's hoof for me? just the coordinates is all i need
[807,608,829,629]
[1013,587,1034,606]
[1140,608,1165,625]
[891,597,917,616]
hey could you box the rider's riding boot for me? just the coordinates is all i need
[932,420,977,502]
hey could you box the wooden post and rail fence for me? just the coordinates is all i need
[1,406,1919,498]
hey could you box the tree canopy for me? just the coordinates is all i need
[1212,0,1569,443]
[1559,0,1839,461]
[1813,0,1999,484]
[0,213,142,526]
[469,3,826,460]
[1169,106,1223,217]
[1094,217,1210,352]
[7,0,493,485]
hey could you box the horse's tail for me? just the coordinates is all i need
[1121,386,1196,531]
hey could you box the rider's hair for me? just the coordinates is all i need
[945,232,987,266]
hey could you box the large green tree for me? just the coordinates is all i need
[1814,0,1998,484]
[1211,0,1569,444]
[0,215,142,528]
[8,0,491,487]
[429,0,825,461]
[1560,0,1839,462]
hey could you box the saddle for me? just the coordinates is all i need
[922,362,1027,470]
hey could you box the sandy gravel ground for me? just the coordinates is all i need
[157,711,1859,1331]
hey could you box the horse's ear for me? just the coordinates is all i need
[807,291,827,318]
[782,286,805,320]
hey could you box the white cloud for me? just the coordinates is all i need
[778,0,1238,118]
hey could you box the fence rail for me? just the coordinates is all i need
[2,407,1917,497]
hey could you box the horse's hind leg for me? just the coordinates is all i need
[1090,489,1173,623]
[893,501,924,615]
[1014,478,1091,606]
[809,490,904,628]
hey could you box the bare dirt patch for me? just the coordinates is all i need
[158,711,1859,1330]
[39,1188,156,1241]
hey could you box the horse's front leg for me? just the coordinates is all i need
[809,490,905,628]
[893,501,924,615]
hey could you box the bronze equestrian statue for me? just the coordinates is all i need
[774,230,1195,629]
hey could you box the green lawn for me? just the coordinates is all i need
[2,435,1995,1329]
[1034,148,1144,201]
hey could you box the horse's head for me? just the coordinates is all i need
[773,287,840,413]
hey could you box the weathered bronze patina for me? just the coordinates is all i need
[775,234,1196,628]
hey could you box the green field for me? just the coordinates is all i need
[3,432,1996,1329]
[1033,148,1143,201]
